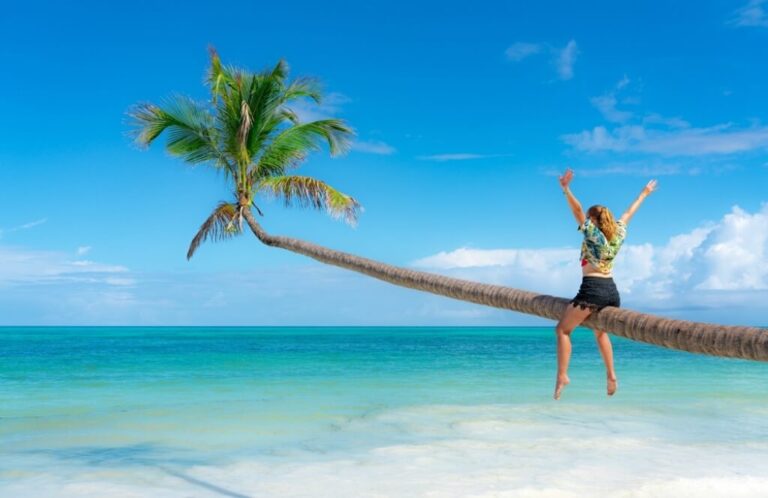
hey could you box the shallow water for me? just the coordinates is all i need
[2,326,767,497]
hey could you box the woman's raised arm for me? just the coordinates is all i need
[620,179,658,225]
[559,168,586,226]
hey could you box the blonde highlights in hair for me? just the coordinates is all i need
[588,205,618,242]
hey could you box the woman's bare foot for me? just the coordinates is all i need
[607,376,618,396]
[554,375,570,400]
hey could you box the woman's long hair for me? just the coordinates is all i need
[587,205,618,242]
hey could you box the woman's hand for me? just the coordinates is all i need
[642,179,658,196]
[559,168,585,224]
[621,179,657,225]
[559,168,574,190]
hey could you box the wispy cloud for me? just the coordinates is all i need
[0,218,48,239]
[0,246,130,287]
[417,153,508,162]
[568,74,765,162]
[562,123,768,156]
[555,40,579,80]
[18,218,48,230]
[351,140,396,155]
[591,94,632,123]
[504,39,579,81]
[577,163,684,176]
[76,246,92,256]
[103,277,137,286]
[289,93,395,156]
[0,244,159,324]
[642,113,690,129]
[290,92,351,122]
[540,162,684,177]
[590,76,633,123]
[729,0,768,27]
[505,42,543,62]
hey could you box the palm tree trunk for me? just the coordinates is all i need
[243,209,768,362]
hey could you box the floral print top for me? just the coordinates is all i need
[578,219,627,274]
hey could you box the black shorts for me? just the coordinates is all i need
[570,276,621,312]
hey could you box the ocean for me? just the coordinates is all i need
[2,326,767,497]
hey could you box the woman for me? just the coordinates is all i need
[554,168,657,400]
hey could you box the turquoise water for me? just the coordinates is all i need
[2,326,768,497]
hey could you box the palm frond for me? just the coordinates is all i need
[129,96,232,171]
[254,120,354,179]
[269,59,289,85]
[257,175,361,225]
[237,100,253,164]
[187,202,242,259]
[206,46,226,103]
[244,70,287,159]
[283,76,322,103]
[279,106,300,124]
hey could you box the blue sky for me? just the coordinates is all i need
[1,0,767,325]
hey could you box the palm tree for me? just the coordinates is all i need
[131,49,768,362]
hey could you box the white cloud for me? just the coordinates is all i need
[562,123,768,156]
[413,247,573,269]
[556,40,579,80]
[591,94,633,123]
[586,78,695,144]
[413,247,581,297]
[586,163,683,176]
[590,76,634,123]
[642,113,690,129]
[541,162,684,177]
[18,218,47,230]
[0,246,129,287]
[0,218,48,239]
[616,74,630,89]
[569,75,768,165]
[76,246,92,256]
[411,203,768,312]
[563,125,642,152]
[693,206,768,290]
[505,42,543,62]
[351,140,396,155]
[729,0,768,27]
[504,40,578,81]
[103,277,137,286]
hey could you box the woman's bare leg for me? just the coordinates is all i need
[593,329,617,396]
[554,304,593,400]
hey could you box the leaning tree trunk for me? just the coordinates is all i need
[243,210,768,362]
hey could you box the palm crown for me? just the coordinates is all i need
[130,48,361,259]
